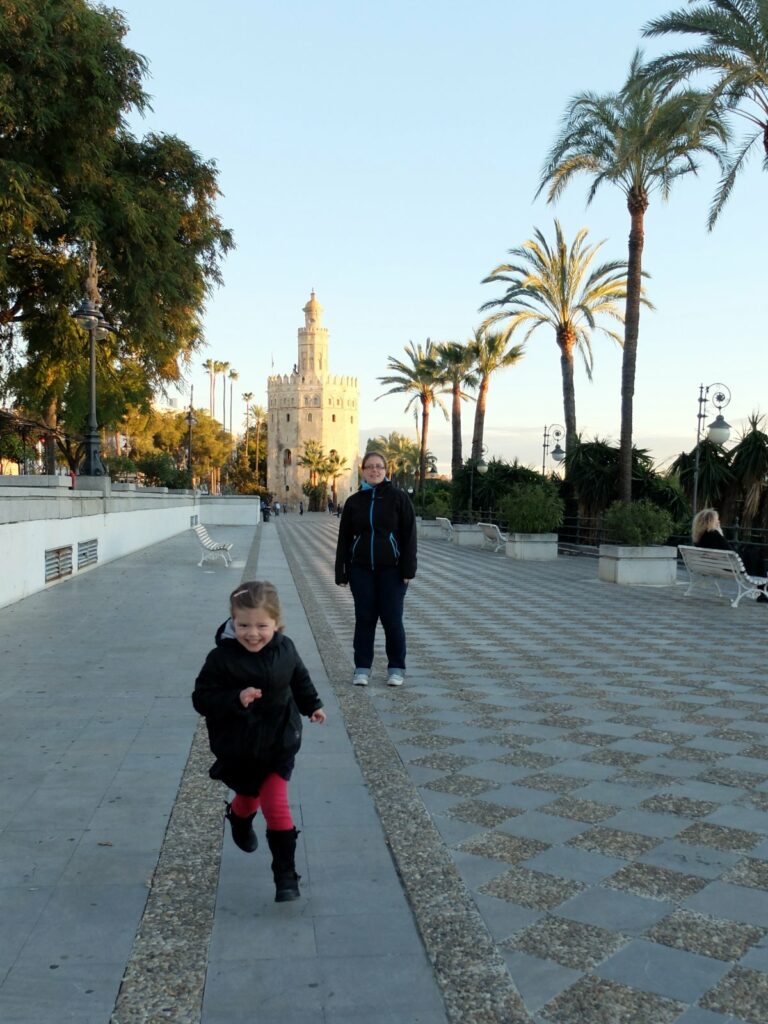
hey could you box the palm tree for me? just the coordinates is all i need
[228,369,238,439]
[217,361,230,430]
[643,0,767,227]
[202,359,216,415]
[327,450,349,507]
[377,340,448,495]
[242,391,254,456]
[724,414,768,526]
[434,341,477,478]
[467,328,525,462]
[480,221,638,457]
[538,49,728,503]
[250,404,266,484]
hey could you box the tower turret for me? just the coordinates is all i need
[298,290,328,377]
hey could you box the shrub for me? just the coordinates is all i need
[602,499,674,546]
[499,483,564,534]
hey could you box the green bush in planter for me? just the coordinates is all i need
[602,499,674,546]
[500,483,564,534]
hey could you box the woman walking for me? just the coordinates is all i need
[334,451,417,686]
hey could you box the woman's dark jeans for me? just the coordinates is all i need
[349,566,407,670]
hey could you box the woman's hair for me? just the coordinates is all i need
[692,508,720,544]
[229,580,284,628]
[361,450,387,469]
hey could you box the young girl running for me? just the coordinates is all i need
[192,580,326,902]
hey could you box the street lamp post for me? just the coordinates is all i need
[692,383,732,516]
[186,387,197,488]
[469,444,489,514]
[71,299,115,477]
[71,244,115,478]
[542,424,566,477]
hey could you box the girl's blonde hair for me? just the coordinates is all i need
[692,508,720,544]
[229,580,284,629]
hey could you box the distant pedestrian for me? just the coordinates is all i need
[299,500,304,515]
[335,451,416,687]
[192,581,326,901]
[327,497,334,514]
[274,501,281,517]
[336,501,342,518]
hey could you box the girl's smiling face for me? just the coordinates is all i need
[232,606,278,652]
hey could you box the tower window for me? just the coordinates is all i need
[332,414,336,422]
[308,413,312,422]
[283,449,292,466]
[286,413,290,422]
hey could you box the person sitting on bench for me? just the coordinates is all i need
[693,508,767,601]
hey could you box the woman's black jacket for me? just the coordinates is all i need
[334,480,417,585]
[192,623,323,795]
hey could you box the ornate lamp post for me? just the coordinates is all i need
[469,444,489,513]
[542,424,565,477]
[71,244,115,477]
[186,387,197,488]
[692,383,732,516]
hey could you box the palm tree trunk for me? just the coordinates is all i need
[419,398,429,495]
[255,420,262,484]
[619,197,647,504]
[451,383,463,478]
[558,330,577,457]
[471,377,489,461]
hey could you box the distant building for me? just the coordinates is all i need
[267,292,359,504]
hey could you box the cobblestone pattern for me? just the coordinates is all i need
[281,516,768,1024]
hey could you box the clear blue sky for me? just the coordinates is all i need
[118,0,766,473]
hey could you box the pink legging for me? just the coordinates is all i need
[231,773,294,830]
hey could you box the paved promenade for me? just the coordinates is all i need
[1,513,767,1024]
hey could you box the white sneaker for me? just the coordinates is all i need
[352,670,370,686]
[387,672,405,687]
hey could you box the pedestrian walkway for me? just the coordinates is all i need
[0,514,767,1024]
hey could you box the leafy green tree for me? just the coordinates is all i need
[643,0,768,226]
[1,1,233,466]
[728,414,768,526]
[434,341,477,478]
[377,340,447,495]
[538,50,727,504]
[669,439,733,513]
[467,329,524,461]
[480,221,636,455]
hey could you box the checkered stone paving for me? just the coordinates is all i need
[280,517,768,1024]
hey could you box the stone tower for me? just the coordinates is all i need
[266,292,359,506]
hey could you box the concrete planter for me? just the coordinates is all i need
[417,519,444,541]
[451,523,484,548]
[505,533,559,561]
[598,544,678,586]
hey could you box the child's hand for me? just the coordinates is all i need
[240,687,262,707]
[310,708,327,723]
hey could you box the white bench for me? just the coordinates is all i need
[478,522,508,553]
[678,545,767,608]
[193,524,233,567]
[435,517,454,541]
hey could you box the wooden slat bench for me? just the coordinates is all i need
[478,522,508,553]
[193,524,233,567]
[678,545,767,608]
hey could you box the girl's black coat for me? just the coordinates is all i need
[192,624,323,796]
[334,480,417,585]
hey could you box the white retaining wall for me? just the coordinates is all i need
[0,480,261,609]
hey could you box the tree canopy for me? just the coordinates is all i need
[0,0,233,464]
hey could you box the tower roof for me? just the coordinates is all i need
[302,289,323,328]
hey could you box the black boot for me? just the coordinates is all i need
[225,802,258,853]
[266,827,301,902]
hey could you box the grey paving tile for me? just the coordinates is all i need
[603,808,692,838]
[0,961,124,1024]
[502,949,582,1014]
[501,811,590,845]
[685,881,768,927]
[639,840,741,880]
[557,886,672,934]
[522,845,626,885]
[597,938,730,1002]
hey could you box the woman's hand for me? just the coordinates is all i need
[239,687,262,707]
[310,708,327,723]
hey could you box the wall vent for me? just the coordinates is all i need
[45,546,73,583]
[77,539,98,570]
